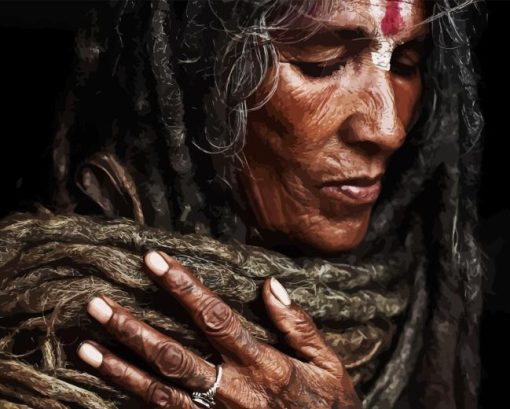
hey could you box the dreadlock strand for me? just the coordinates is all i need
[147,0,210,235]
[0,359,118,409]
[0,382,70,409]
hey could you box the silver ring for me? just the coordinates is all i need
[190,364,223,408]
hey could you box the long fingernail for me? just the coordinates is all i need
[270,277,291,306]
[145,251,169,276]
[78,342,103,368]
[87,297,113,324]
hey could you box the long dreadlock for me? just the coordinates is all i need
[0,0,486,408]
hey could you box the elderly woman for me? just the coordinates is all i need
[0,0,485,408]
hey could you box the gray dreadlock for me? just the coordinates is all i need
[0,0,486,408]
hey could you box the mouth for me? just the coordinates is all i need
[318,174,383,205]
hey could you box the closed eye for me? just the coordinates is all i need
[290,57,348,78]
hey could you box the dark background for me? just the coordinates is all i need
[0,2,507,407]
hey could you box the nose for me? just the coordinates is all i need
[340,70,406,154]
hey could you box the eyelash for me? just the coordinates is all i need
[292,57,420,79]
[291,59,348,78]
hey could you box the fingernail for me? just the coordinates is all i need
[77,342,103,368]
[87,297,113,324]
[145,251,169,276]
[270,277,291,306]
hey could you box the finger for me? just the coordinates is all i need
[262,277,344,376]
[86,295,216,391]
[144,250,262,366]
[77,341,199,409]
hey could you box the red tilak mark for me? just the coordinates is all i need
[381,0,404,37]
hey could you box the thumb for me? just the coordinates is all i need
[262,277,344,376]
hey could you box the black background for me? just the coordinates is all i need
[0,2,508,407]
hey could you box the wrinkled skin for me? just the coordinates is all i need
[237,0,429,255]
[81,252,361,408]
[79,0,429,407]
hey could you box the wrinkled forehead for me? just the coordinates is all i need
[310,0,429,41]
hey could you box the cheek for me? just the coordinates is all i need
[252,64,346,150]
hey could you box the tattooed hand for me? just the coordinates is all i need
[77,250,362,409]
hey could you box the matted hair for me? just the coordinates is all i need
[0,1,486,408]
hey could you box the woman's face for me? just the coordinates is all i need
[236,0,429,256]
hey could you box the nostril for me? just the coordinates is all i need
[352,141,383,157]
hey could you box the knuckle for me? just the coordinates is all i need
[145,379,161,404]
[146,381,177,407]
[153,341,192,378]
[110,313,139,343]
[166,267,197,294]
[291,310,318,338]
[293,306,314,326]
[297,325,318,344]
[199,298,237,336]
[104,358,130,382]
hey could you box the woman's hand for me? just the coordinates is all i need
[77,251,362,409]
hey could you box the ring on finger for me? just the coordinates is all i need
[190,364,223,408]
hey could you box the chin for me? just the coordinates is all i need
[299,225,368,256]
[281,213,372,257]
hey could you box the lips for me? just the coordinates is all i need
[318,175,382,205]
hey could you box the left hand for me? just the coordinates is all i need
[77,250,362,409]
